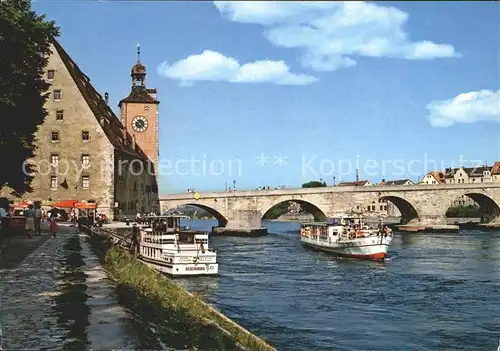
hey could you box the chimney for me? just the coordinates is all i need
[104,92,109,105]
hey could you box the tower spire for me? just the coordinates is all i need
[136,42,141,63]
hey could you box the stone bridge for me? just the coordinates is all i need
[159,183,500,230]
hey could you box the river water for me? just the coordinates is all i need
[177,219,500,351]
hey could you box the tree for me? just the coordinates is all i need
[0,0,59,195]
[302,181,327,188]
[262,201,290,219]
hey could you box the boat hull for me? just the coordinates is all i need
[301,237,391,261]
[140,256,219,277]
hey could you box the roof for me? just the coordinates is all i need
[430,171,445,183]
[384,179,414,186]
[338,180,371,186]
[492,162,500,175]
[443,166,492,178]
[52,39,148,160]
[119,86,159,106]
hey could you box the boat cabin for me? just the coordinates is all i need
[301,215,382,241]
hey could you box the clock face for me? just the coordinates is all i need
[132,116,148,132]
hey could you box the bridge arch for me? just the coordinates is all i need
[171,203,228,227]
[380,195,419,224]
[446,192,500,222]
[262,199,327,222]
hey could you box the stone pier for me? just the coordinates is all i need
[212,210,267,236]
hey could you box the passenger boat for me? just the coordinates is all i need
[138,215,218,276]
[300,214,393,261]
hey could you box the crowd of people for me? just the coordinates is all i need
[0,201,58,239]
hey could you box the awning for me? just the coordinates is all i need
[14,201,30,208]
[74,202,97,209]
[51,200,78,208]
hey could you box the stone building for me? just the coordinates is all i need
[0,39,160,218]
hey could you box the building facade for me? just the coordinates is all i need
[0,40,160,218]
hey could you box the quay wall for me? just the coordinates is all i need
[84,226,276,351]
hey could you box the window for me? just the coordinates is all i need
[51,176,58,190]
[82,154,90,167]
[82,131,89,141]
[56,110,64,120]
[50,154,59,167]
[51,131,59,142]
[82,176,90,189]
[47,70,55,80]
[53,90,61,101]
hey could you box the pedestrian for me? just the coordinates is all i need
[25,204,35,238]
[49,213,57,238]
[34,203,42,236]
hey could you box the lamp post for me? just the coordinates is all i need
[225,182,228,192]
[333,176,336,186]
[233,180,236,190]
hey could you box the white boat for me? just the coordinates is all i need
[138,215,219,276]
[300,215,393,261]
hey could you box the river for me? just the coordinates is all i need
[177,219,500,350]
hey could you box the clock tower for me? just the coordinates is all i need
[119,44,160,176]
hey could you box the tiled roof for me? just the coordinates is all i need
[491,162,500,175]
[119,86,159,106]
[444,166,491,178]
[430,171,445,183]
[384,179,414,185]
[338,180,371,186]
[52,39,148,160]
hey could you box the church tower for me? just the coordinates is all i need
[119,44,160,178]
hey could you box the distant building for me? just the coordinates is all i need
[452,195,477,207]
[287,201,302,213]
[492,162,500,182]
[0,39,160,218]
[379,179,414,186]
[338,180,373,186]
[420,171,445,184]
[444,166,493,184]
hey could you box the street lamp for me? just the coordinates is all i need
[233,180,236,190]
[225,182,228,192]
[333,176,336,186]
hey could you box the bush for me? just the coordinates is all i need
[88,234,275,351]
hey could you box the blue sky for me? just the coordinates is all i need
[34,1,499,193]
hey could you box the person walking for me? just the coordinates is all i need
[49,213,57,238]
[25,204,35,238]
[33,203,42,236]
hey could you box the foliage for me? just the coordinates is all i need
[301,181,327,188]
[446,204,482,218]
[0,0,59,195]
[262,201,290,219]
[88,233,276,351]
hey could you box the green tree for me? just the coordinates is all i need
[262,201,290,219]
[446,204,482,218]
[302,181,327,188]
[0,0,59,195]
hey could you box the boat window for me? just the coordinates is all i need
[167,217,174,229]
[178,233,195,244]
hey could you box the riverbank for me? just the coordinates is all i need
[87,232,276,351]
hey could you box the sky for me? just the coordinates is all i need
[33,1,500,194]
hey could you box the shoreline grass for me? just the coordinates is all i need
[88,233,276,351]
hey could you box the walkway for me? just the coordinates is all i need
[0,224,139,350]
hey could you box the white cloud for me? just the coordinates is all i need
[157,50,318,86]
[427,90,500,127]
[214,1,460,72]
